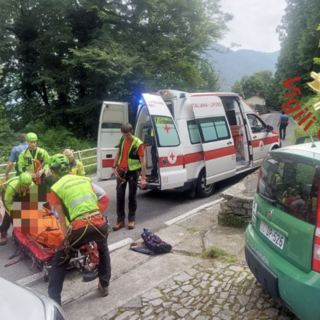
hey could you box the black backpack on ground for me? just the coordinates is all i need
[130,228,172,255]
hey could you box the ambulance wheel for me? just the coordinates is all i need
[196,169,215,198]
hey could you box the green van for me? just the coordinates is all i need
[245,142,320,320]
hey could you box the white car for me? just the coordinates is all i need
[0,277,67,320]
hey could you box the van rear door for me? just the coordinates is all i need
[142,93,187,190]
[97,101,128,180]
[191,94,236,185]
[254,152,319,272]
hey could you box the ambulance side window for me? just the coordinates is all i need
[247,114,266,133]
[198,117,230,143]
[187,120,201,144]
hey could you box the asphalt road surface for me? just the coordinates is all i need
[0,112,297,283]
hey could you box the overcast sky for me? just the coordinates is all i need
[219,0,287,53]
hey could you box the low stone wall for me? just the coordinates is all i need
[218,170,259,226]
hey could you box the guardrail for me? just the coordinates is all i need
[0,148,97,180]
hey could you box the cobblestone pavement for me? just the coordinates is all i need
[101,261,299,320]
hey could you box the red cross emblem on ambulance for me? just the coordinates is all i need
[167,150,177,164]
[259,141,264,150]
[164,125,170,133]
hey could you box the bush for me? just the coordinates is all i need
[23,122,95,154]
[0,121,97,177]
[219,213,248,228]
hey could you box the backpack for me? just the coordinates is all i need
[29,209,64,249]
[130,228,172,255]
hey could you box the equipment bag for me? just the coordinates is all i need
[29,213,64,249]
[130,228,172,255]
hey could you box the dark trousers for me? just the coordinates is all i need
[151,145,158,177]
[280,123,288,139]
[0,211,11,233]
[116,169,138,223]
[48,220,111,305]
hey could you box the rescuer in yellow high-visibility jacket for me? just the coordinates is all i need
[48,154,111,305]
[63,149,86,176]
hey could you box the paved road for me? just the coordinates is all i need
[0,112,297,284]
[262,112,297,148]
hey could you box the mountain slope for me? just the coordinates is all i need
[205,44,279,91]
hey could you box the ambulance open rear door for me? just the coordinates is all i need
[142,93,187,190]
[190,94,236,185]
[97,101,128,180]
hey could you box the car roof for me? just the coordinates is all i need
[0,277,45,320]
[272,141,320,160]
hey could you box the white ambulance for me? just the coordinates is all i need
[97,90,280,197]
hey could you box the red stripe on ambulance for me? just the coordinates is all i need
[102,159,114,168]
[252,136,279,148]
[204,146,235,161]
[184,152,204,164]
[159,156,184,168]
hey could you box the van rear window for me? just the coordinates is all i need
[101,123,122,129]
[258,153,319,225]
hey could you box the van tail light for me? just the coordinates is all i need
[312,187,320,273]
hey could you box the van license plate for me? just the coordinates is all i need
[260,221,285,249]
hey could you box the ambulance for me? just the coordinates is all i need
[97,90,280,197]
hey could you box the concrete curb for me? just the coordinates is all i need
[164,198,223,226]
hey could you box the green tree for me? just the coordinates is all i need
[231,80,245,98]
[0,0,231,138]
[0,107,16,162]
[275,0,320,100]
[231,71,277,108]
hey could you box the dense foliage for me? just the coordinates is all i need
[274,0,320,136]
[231,71,278,108]
[0,0,230,139]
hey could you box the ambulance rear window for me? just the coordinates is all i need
[153,116,180,147]
[101,123,122,129]
[198,116,230,143]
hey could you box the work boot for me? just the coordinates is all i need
[128,221,135,230]
[147,176,158,183]
[112,221,125,231]
[0,231,7,246]
[98,282,109,297]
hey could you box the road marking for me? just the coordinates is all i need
[164,199,223,226]
[16,272,44,286]
[109,238,133,252]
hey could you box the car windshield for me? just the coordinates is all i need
[258,153,319,224]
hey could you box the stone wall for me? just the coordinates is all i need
[217,170,259,226]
